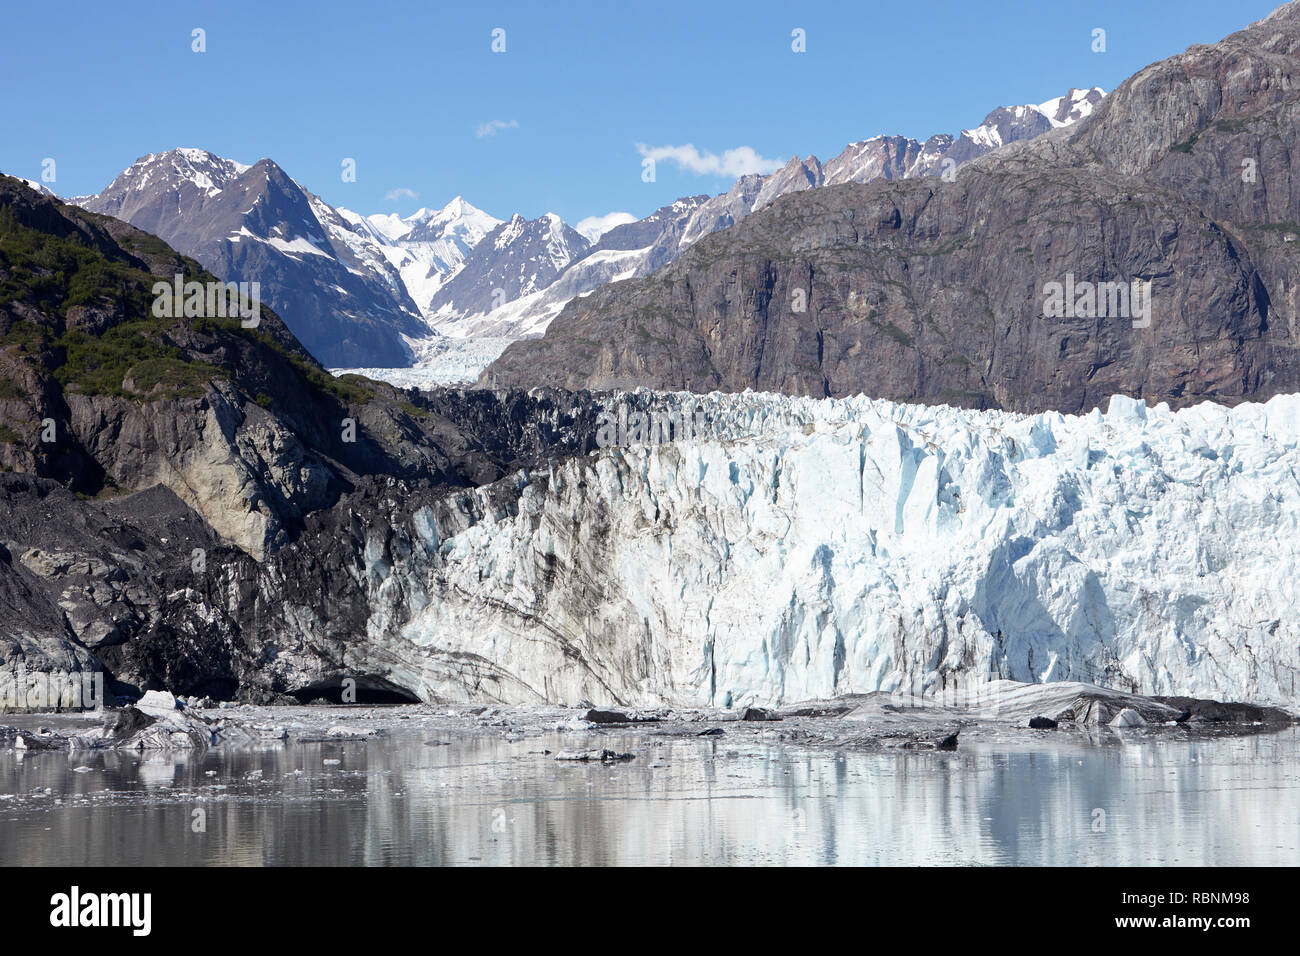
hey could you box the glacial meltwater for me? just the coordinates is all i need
[1,721,1297,866]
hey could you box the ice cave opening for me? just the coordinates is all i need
[289,676,421,705]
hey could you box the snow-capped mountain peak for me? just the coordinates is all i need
[493,213,528,250]
[438,195,477,220]
[347,196,503,320]
[426,211,590,324]
[362,196,499,245]
[73,148,426,366]
[62,82,1110,377]
[1036,86,1106,127]
[118,147,252,199]
[409,197,499,242]
[17,178,56,197]
[363,210,413,242]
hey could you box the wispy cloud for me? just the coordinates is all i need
[476,119,519,138]
[575,211,637,242]
[385,187,418,201]
[635,143,783,178]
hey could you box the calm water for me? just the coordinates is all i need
[1,728,1297,866]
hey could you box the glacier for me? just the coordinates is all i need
[339,388,1300,710]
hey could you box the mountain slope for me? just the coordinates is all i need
[434,196,710,340]
[0,175,546,553]
[75,150,428,367]
[349,197,502,318]
[480,12,1300,413]
[427,212,590,327]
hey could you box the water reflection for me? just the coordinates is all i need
[1,729,1297,865]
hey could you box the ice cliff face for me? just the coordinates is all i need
[343,390,1300,709]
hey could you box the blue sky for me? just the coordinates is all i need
[0,0,1283,226]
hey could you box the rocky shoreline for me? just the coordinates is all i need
[2,681,1292,757]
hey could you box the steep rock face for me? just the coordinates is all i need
[1072,4,1300,332]
[821,135,939,187]
[677,175,767,250]
[0,476,226,704]
[66,385,335,560]
[483,160,1283,411]
[753,157,824,211]
[154,389,1300,709]
[1037,87,1105,127]
[482,7,1300,411]
[939,105,1052,167]
[75,151,427,367]
[585,197,709,257]
[429,213,590,324]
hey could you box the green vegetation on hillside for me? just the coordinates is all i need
[0,200,229,399]
[55,321,224,399]
[1,195,376,406]
[0,204,146,314]
[192,316,373,405]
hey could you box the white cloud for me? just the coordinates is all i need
[574,211,638,243]
[476,119,519,138]
[634,142,783,178]
[385,187,418,201]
